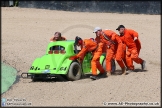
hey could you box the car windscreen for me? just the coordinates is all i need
[49,45,66,54]
[50,45,65,50]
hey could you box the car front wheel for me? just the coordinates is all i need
[67,62,82,81]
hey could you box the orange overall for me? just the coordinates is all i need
[122,29,143,70]
[95,35,107,53]
[118,35,128,67]
[100,30,124,72]
[50,36,66,42]
[76,39,105,75]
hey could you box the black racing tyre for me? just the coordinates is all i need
[102,59,116,73]
[67,62,82,81]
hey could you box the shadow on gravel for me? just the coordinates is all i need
[82,73,92,79]
[133,69,148,72]
[115,69,148,74]
[23,69,148,83]
[21,75,68,82]
[30,78,68,82]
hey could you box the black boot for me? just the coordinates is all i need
[90,75,99,80]
[97,72,107,78]
[141,60,146,70]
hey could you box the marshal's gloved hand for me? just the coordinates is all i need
[69,55,78,60]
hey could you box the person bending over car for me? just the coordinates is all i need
[93,27,126,76]
[50,32,66,42]
[69,36,107,80]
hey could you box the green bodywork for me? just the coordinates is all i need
[28,40,105,75]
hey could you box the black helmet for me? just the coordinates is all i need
[75,36,83,45]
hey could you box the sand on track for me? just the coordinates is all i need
[1,7,161,106]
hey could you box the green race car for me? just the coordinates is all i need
[21,40,116,81]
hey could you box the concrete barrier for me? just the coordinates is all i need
[18,1,161,15]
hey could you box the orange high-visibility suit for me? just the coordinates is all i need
[76,39,105,75]
[95,36,107,53]
[100,30,124,72]
[121,29,143,70]
[118,35,128,67]
[50,36,66,42]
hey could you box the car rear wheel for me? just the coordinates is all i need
[102,59,116,73]
[67,62,82,81]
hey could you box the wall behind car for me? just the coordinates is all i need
[2,1,161,15]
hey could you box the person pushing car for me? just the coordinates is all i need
[69,36,106,80]
[50,32,66,42]
[116,25,146,72]
[93,27,126,76]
